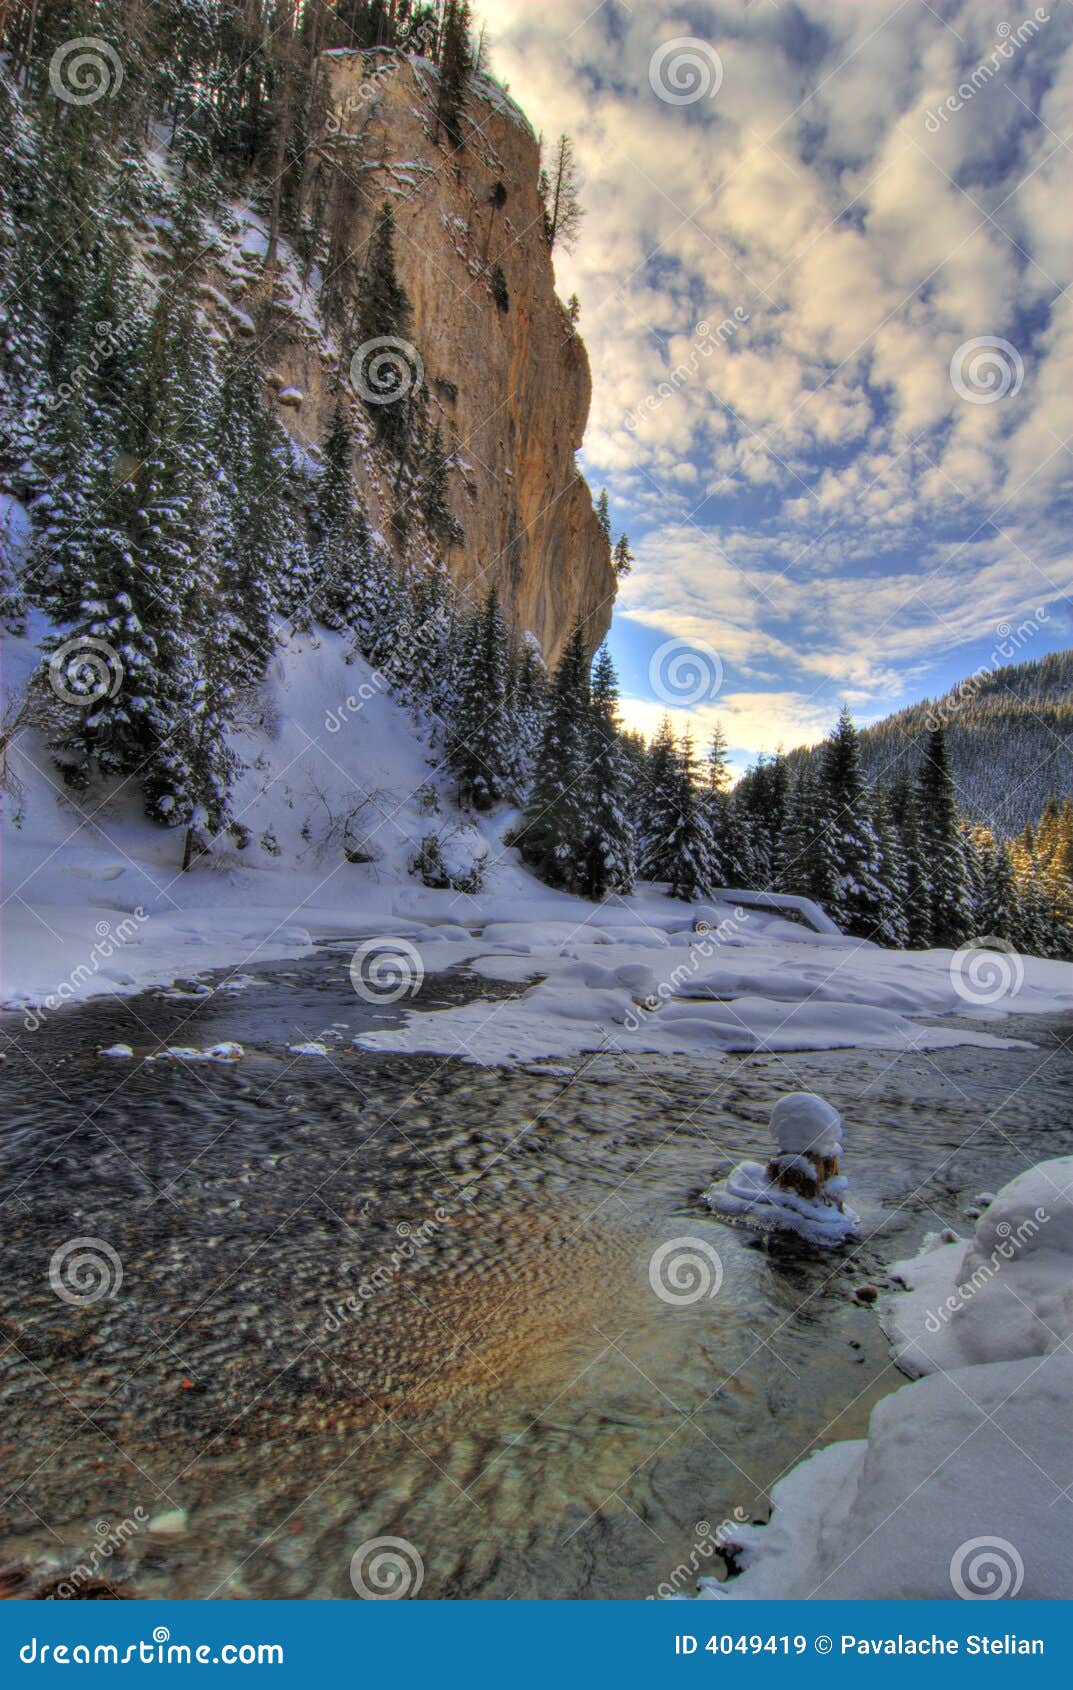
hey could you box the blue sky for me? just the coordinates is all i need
[481,0,1072,772]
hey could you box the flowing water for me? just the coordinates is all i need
[1,950,1070,1600]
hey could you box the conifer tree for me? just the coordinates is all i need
[310,404,372,632]
[214,342,302,678]
[516,625,591,890]
[580,646,635,899]
[612,533,634,576]
[509,637,549,790]
[407,563,455,721]
[781,765,837,909]
[636,715,681,886]
[974,828,1020,940]
[435,0,473,150]
[872,784,910,947]
[890,768,931,948]
[664,730,716,902]
[446,586,515,809]
[358,200,415,455]
[917,724,973,945]
[540,133,584,251]
[819,706,890,936]
[416,420,461,547]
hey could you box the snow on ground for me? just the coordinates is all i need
[3,623,1072,1062]
[692,1158,1073,1600]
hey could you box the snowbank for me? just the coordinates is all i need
[696,1352,1071,1600]
[693,1159,1073,1600]
[883,1158,1073,1377]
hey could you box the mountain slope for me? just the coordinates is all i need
[789,651,1073,835]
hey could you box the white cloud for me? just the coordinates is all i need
[480,0,1072,736]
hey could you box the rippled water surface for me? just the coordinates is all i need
[2,952,1070,1599]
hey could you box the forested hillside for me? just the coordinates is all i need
[789,651,1073,838]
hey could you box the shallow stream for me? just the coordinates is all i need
[2,952,1069,1599]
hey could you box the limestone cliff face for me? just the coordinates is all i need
[272,52,615,667]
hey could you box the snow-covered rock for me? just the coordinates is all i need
[148,1041,244,1063]
[703,1092,859,1246]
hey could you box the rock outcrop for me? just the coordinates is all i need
[263,51,615,667]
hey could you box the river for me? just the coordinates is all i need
[1,949,1069,1599]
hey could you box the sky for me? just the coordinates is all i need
[477,0,1072,772]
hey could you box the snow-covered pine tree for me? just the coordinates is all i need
[415,420,462,549]
[445,585,515,810]
[889,767,931,948]
[636,714,681,886]
[309,403,372,632]
[124,279,234,829]
[973,827,1020,940]
[516,624,591,890]
[663,730,717,902]
[214,341,297,680]
[580,646,635,899]
[736,754,788,888]
[701,723,734,887]
[406,562,455,723]
[716,791,756,888]
[511,637,550,786]
[871,783,910,946]
[357,535,407,680]
[917,724,973,945]
[819,706,891,937]
[0,74,49,491]
[435,0,474,150]
[780,764,838,910]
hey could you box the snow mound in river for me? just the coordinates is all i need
[703,1092,859,1246]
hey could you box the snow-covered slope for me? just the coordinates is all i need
[4,628,1072,1052]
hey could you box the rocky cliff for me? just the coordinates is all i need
[247,51,615,667]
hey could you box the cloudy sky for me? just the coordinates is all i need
[478,0,1072,769]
